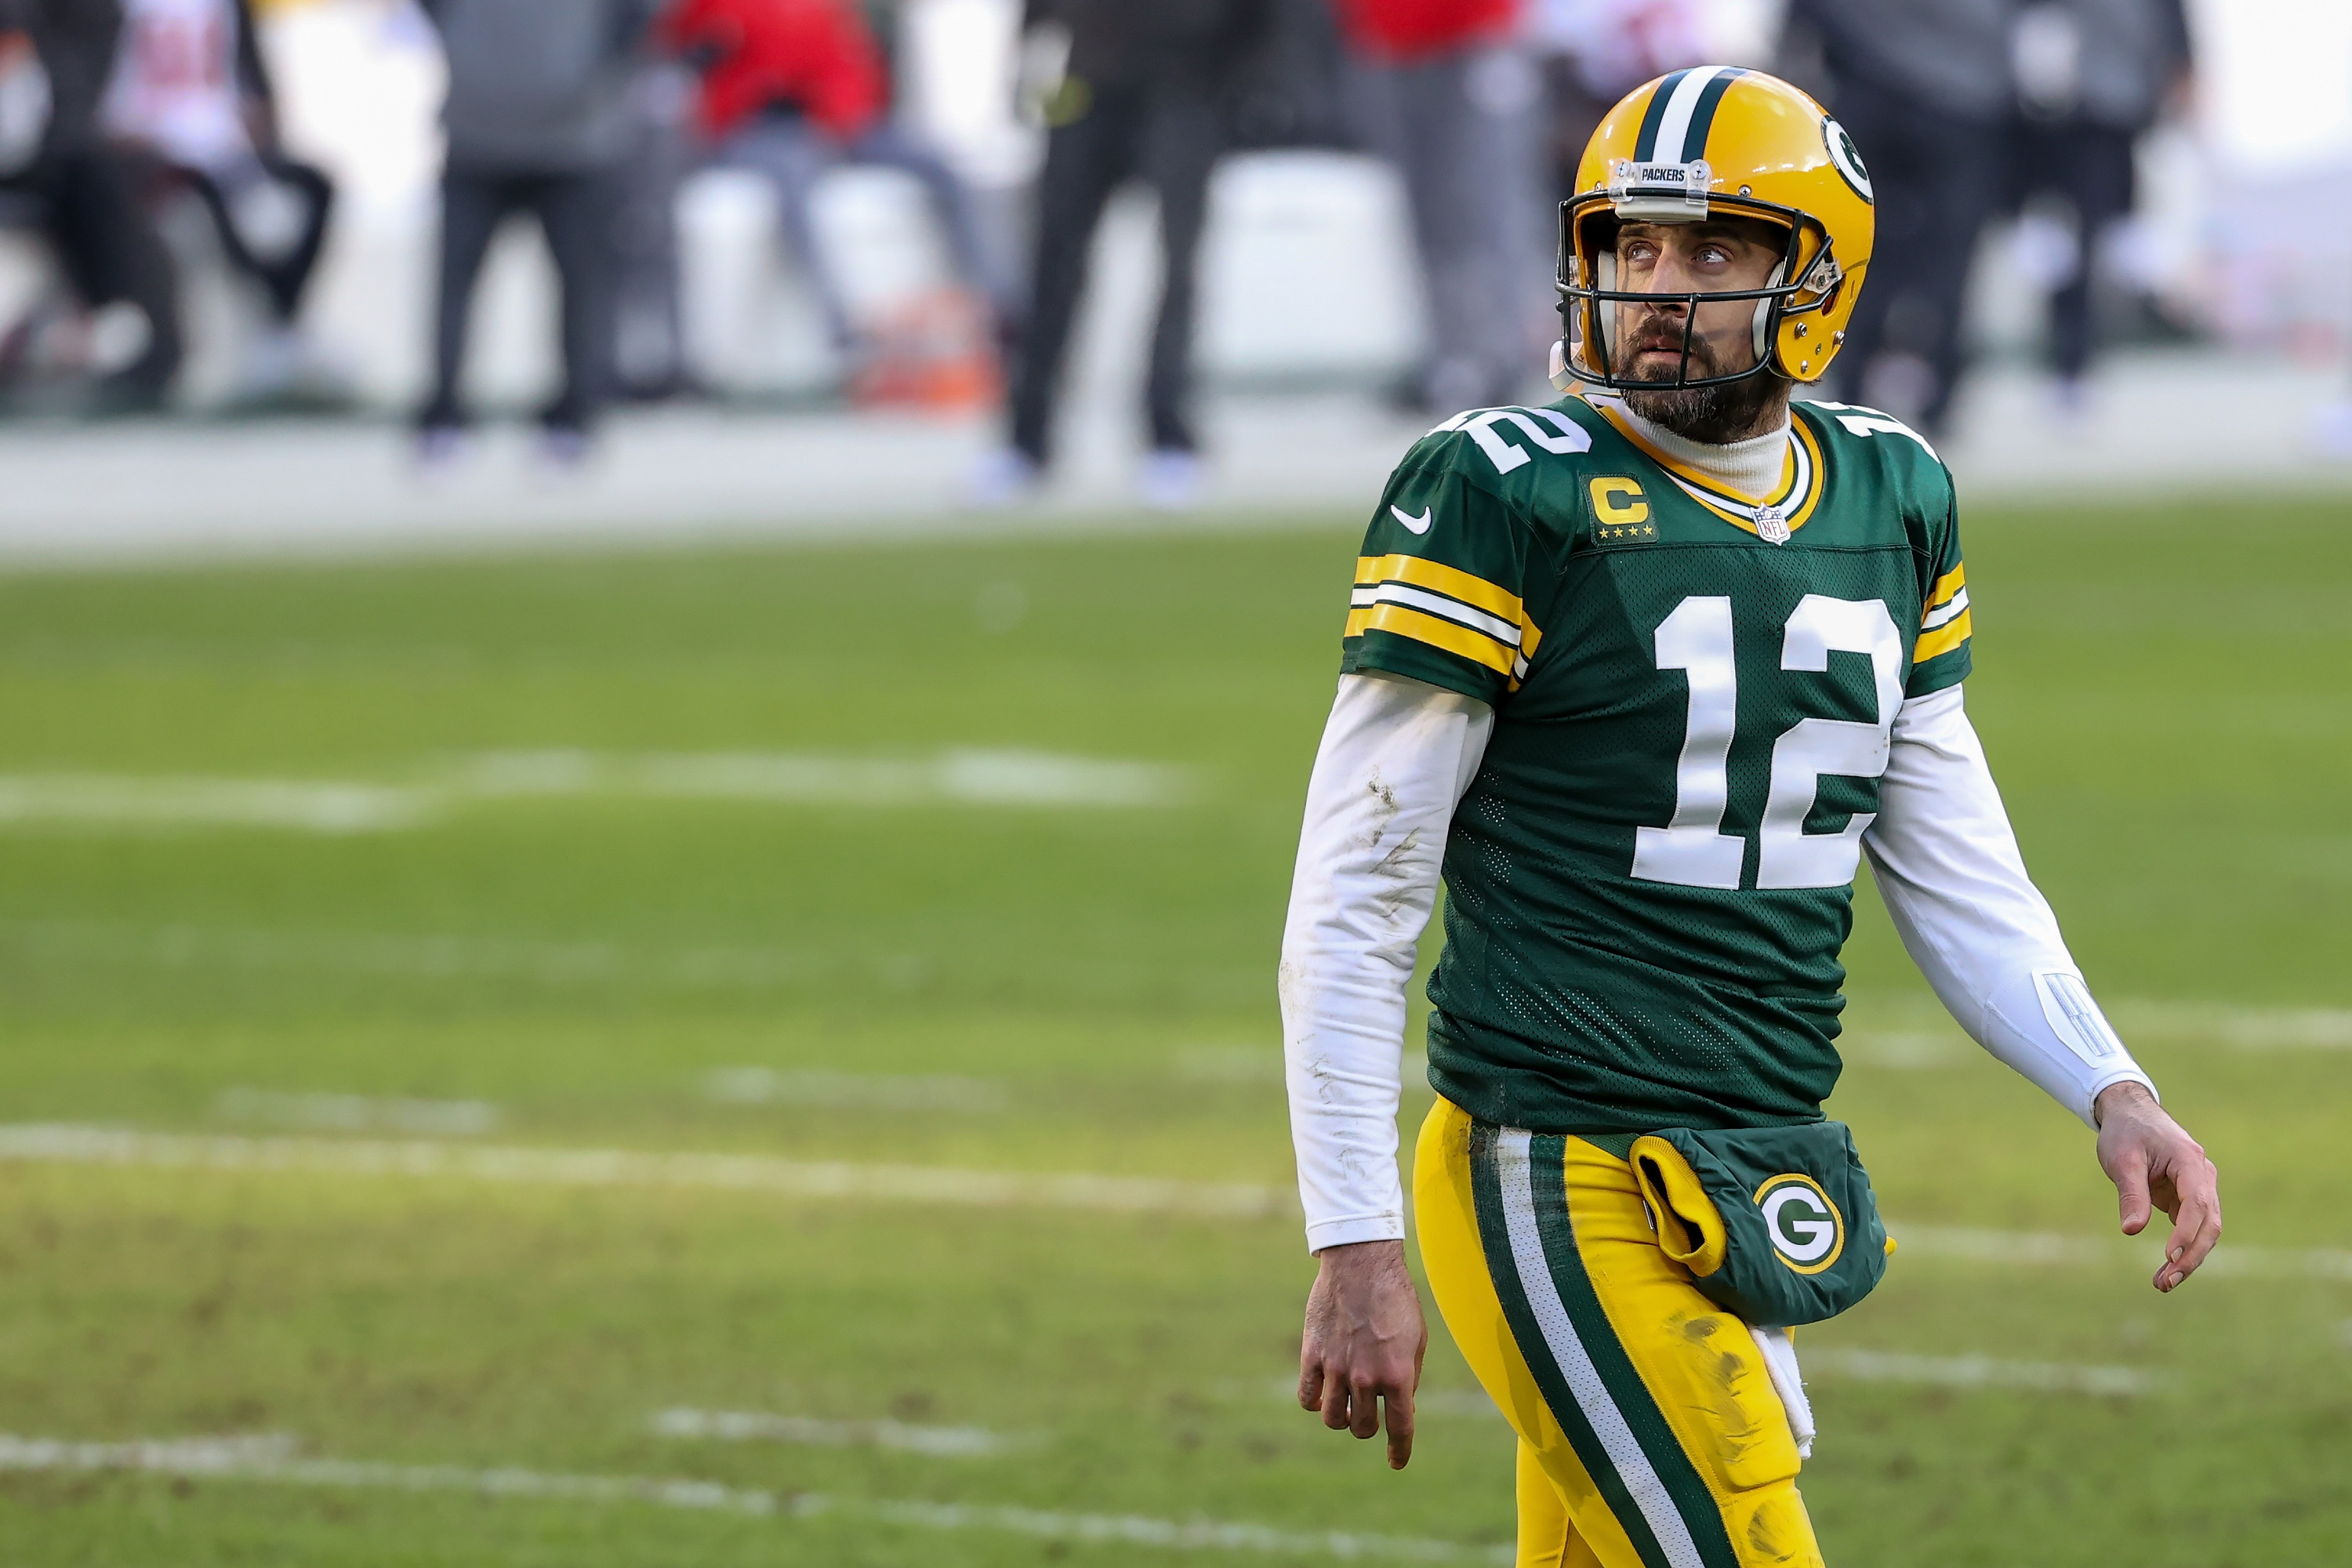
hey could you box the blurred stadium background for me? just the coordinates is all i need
[0,1,2348,1563]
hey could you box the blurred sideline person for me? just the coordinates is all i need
[660,0,1014,376]
[970,0,1274,511]
[1334,0,1548,416]
[1781,0,2013,437]
[1526,0,1704,203]
[2004,0,2193,408]
[416,0,652,465]
[100,0,342,407]
[0,0,184,411]
[1279,67,2222,1565]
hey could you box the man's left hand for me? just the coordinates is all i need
[2093,1080,2221,1293]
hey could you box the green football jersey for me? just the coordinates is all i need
[1341,394,1971,1134]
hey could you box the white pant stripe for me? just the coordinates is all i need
[1494,1129,1708,1568]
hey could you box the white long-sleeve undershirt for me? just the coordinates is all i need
[1279,673,2154,1252]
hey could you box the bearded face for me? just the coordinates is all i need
[1608,220,1791,445]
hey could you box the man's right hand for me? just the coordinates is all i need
[1297,1239,1428,1470]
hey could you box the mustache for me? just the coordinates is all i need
[1620,316,1722,373]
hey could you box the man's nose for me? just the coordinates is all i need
[1645,252,1700,299]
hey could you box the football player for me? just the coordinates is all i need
[1278,67,2221,1568]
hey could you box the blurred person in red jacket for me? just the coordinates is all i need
[1334,0,1551,416]
[662,0,1012,368]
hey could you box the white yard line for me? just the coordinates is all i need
[701,1069,1008,1114]
[0,1124,1290,1221]
[652,1409,1022,1457]
[1798,1351,2164,1398]
[215,1088,502,1137]
[0,1433,1504,1562]
[0,750,1190,833]
[1887,1221,2352,1282]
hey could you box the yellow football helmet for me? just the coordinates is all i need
[1552,67,1875,393]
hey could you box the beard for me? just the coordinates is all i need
[1614,317,1789,445]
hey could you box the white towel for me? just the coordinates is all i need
[1750,1324,1816,1459]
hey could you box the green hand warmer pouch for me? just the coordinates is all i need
[1628,1121,1893,1328]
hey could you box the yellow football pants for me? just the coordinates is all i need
[1414,1098,1824,1568]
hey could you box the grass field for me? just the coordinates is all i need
[0,492,2347,1566]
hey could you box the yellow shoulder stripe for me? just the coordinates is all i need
[1928,563,1965,608]
[1914,609,1972,662]
[1355,554,1525,625]
[1346,603,1519,677]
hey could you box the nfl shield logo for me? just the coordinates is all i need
[1755,505,1791,545]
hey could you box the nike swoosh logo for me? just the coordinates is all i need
[1389,505,1432,535]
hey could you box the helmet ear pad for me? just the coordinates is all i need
[1751,260,1787,364]
[1593,249,1619,368]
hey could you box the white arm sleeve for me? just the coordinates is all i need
[1279,671,1494,1253]
[1862,684,2155,1126]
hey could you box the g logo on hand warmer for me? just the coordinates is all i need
[1755,1174,1846,1273]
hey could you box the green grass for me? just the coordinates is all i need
[0,497,2346,1566]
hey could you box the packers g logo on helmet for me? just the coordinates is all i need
[1553,67,1877,392]
[1823,117,1872,202]
[1754,1174,1846,1274]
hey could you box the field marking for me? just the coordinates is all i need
[0,1433,1504,1562]
[0,919,895,992]
[1887,1222,2352,1282]
[702,1068,1007,1113]
[1798,1350,2164,1397]
[0,1124,1290,1221]
[0,750,1189,833]
[0,775,429,833]
[215,1089,501,1138]
[459,749,1192,809]
[5,1124,2347,1270]
[1237,1380,1499,1421]
[652,1409,1023,1457]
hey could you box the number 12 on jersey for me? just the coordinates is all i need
[1633,594,1904,891]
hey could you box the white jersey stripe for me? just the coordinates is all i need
[1921,588,1969,630]
[1359,584,1524,648]
[1494,1130,1708,1568]
[1650,68,1728,166]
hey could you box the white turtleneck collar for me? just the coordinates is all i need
[1589,394,1793,502]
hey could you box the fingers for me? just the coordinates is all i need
[2153,1154,2223,1293]
[1385,1387,1415,1471]
[1320,1366,1355,1431]
[1297,1352,1324,1414]
[2111,1143,2153,1237]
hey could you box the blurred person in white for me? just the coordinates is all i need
[98,0,343,408]
[1526,0,1704,203]
[659,0,1015,383]
[1332,0,1548,418]
[2005,0,2194,412]
[1277,67,2220,1565]
[416,0,654,466]
[0,0,184,411]
[1780,0,2014,438]
[969,0,1275,512]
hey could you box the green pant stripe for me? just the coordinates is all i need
[1526,1134,1742,1568]
[1469,1123,1680,1568]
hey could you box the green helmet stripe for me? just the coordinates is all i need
[1683,68,1747,162]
